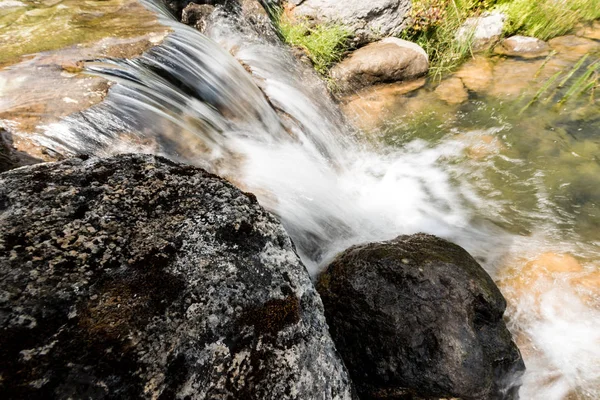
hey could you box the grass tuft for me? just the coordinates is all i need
[275,12,351,75]
[521,55,600,112]
[401,0,490,80]
[496,0,600,41]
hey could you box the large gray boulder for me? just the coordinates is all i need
[317,234,525,400]
[288,0,412,45]
[331,38,429,93]
[0,154,354,399]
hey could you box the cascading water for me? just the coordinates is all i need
[38,1,599,398]
[41,0,505,272]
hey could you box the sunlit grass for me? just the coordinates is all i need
[521,54,599,113]
[402,0,600,79]
[401,0,486,80]
[275,12,351,75]
[496,0,600,41]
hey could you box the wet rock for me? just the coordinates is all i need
[162,0,199,17]
[317,233,525,400]
[0,127,41,172]
[455,56,494,92]
[576,20,600,40]
[239,0,279,42]
[494,36,550,58]
[331,38,429,93]
[182,0,279,43]
[548,35,600,59]
[0,154,354,399]
[288,0,411,45]
[434,77,469,105]
[181,3,216,32]
[456,11,506,51]
[340,79,426,131]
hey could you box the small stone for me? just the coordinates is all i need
[494,35,550,58]
[456,11,506,51]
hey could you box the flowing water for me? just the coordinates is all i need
[2,0,599,398]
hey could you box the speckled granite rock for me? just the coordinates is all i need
[0,154,354,399]
[318,234,525,400]
[289,0,412,45]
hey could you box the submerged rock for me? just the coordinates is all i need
[548,35,600,60]
[288,0,411,45]
[317,233,525,400]
[494,36,550,58]
[434,77,469,105]
[331,38,429,93]
[0,154,354,399]
[455,56,494,92]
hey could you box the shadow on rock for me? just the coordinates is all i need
[0,128,42,173]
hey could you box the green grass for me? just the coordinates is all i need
[401,0,488,80]
[402,0,600,79]
[275,12,351,75]
[520,54,600,113]
[272,0,600,81]
[496,0,600,41]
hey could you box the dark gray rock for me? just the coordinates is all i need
[181,3,216,32]
[0,154,354,399]
[178,0,279,43]
[317,234,525,400]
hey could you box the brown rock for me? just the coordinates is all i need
[576,20,600,40]
[494,36,550,58]
[435,77,469,105]
[454,56,494,93]
[340,79,426,130]
[548,35,600,60]
[181,3,216,32]
[331,38,429,93]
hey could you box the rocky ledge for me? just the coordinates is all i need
[0,154,525,400]
[0,154,353,399]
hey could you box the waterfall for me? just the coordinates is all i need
[34,1,600,399]
[40,0,505,273]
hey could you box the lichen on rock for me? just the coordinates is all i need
[0,154,354,399]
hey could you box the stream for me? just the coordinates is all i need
[1,0,599,399]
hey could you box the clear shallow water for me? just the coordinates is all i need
[6,0,599,398]
[372,53,600,399]
[0,0,163,66]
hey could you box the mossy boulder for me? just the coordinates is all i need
[0,154,354,399]
[317,234,525,400]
